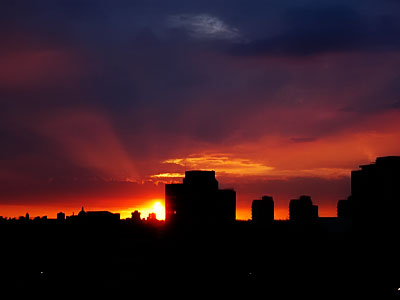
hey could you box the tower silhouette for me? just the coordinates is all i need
[351,156,400,232]
[289,195,318,223]
[337,196,352,219]
[165,170,236,227]
[252,196,274,224]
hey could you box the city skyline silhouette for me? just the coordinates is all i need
[1,155,399,297]
[2,1,400,297]
[0,155,398,226]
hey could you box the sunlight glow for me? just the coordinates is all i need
[153,201,165,220]
[118,200,166,220]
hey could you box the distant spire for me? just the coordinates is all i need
[78,206,86,217]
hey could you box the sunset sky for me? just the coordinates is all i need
[1,0,400,220]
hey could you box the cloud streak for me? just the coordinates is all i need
[163,154,274,176]
[166,14,242,41]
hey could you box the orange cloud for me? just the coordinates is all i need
[150,173,185,178]
[163,154,274,176]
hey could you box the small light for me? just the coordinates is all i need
[40,271,44,275]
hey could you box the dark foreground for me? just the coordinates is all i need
[0,221,398,298]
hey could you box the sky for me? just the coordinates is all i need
[1,0,400,220]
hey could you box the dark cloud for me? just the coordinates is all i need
[231,4,400,57]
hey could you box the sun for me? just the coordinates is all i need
[153,201,165,220]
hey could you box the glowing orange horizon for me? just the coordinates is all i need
[0,199,338,221]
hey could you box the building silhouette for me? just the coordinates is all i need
[351,156,400,231]
[252,196,274,224]
[131,210,141,223]
[78,206,86,218]
[337,196,352,219]
[289,195,318,223]
[86,211,120,224]
[75,207,120,225]
[216,189,236,224]
[165,170,236,227]
[57,212,65,222]
[165,183,185,224]
[147,212,157,221]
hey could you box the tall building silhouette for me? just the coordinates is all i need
[289,195,318,222]
[165,170,236,227]
[337,196,352,219]
[165,183,186,224]
[216,189,236,224]
[351,156,400,231]
[252,196,274,224]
